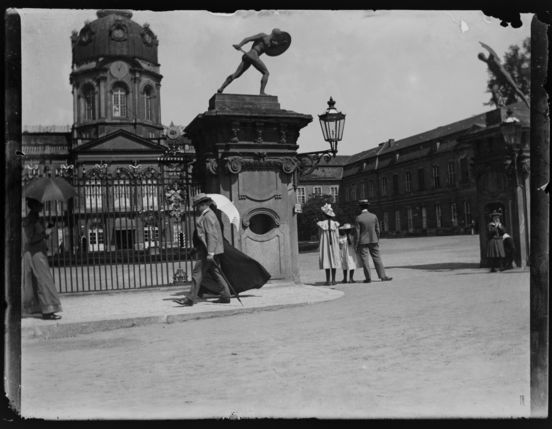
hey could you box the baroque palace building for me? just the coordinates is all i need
[23,9,530,275]
[296,101,530,267]
[22,9,196,292]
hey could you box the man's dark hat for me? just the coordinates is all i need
[358,199,371,206]
[192,193,212,206]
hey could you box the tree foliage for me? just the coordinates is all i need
[485,37,530,107]
[297,194,358,241]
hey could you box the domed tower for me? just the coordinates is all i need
[70,9,163,144]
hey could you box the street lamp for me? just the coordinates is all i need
[501,117,528,183]
[297,97,346,175]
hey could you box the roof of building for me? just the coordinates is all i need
[72,9,159,66]
[345,101,529,167]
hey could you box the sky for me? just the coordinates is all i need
[19,9,532,155]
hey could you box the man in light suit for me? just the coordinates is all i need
[175,193,232,306]
[355,199,392,283]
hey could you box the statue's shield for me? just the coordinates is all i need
[265,32,292,56]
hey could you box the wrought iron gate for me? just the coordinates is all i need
[22,164,201,293]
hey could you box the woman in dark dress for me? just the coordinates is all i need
[198,203,271,297]
[486,211,505,273]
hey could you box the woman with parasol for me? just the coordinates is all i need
[22,175,75,319]
[22,198,63,319]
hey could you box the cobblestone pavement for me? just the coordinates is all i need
[21,235,530,419]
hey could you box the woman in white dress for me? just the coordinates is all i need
[338,223,359,283]
[317,203,341,285]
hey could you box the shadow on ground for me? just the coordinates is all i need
[387,262,480,271]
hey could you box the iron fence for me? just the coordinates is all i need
[22,165,201,293]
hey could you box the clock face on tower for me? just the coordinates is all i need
[110,61,129,79]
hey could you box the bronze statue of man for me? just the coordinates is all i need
[217,28,291,96]
[477,42,529,108]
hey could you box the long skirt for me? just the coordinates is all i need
[199,239,271,296]
[486,237,505,258]
[22,251,62,315]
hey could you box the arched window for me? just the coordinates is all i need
[83,85,95,120]
[112,85,128,118]
[143,86,153,121]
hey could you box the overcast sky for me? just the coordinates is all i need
[19,9,531,155]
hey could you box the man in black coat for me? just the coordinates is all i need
[354,199,392,283]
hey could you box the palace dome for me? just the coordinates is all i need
[71,9,158,66]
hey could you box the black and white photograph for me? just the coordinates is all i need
[4,5,550,420]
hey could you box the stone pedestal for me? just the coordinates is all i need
[185,93,312,282]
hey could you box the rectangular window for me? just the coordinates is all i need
[383,212,389,232]
[112,89,127,118]
[85,180,103,210]
[407,207,413,232]
[418,168,425,191]
[451,202,458,226]
[432,165,440,188]
[329,186,339,203]
[368,181,375,198]
[395,209,401,231]
[405,172,412,193]
[296,187,306,205]
[381,177,388,196]
[460,158,469,182]
[435,204,442,228]
[359,183,366,199]
[313,186,322,197]
[464,200,472,225]
[113,180,131,211]
[88,228,104,252]
[393,174,399,195]
[85,92,95,120]
[144,94,152,121]
[421,206,427,229]
[144,226,159,248]
[447,161,456,186]
[140,180,158,210]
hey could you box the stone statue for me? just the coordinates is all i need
[477,42,529,108]
[217,29,292,96]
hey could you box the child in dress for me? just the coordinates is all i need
[338,223,359,283]
[317,203,341,285]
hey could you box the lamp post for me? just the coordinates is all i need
[501,116,530,268]
[297,97,346,175]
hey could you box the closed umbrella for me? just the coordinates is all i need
[206,193,240,231]
[24,176,77,202]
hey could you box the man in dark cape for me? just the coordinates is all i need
[198,204,271,297]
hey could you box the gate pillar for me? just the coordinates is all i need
[185,94,312,282]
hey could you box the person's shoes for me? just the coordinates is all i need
[381,277,393,282]
[42,313,61,320]
[341,280,348,284]
[364,279,372,283]
[214,297,231,304]
[349,279,356,283]
[331,281,337,285]
[324,281,331,286]
[174,298,194,306]
[490,268,497,273]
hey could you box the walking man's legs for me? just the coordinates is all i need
[368,243,390,280]
[358,245,372,282]
[209,255,231,300]
[187,259,205,302]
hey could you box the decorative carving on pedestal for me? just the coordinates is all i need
[221,155,299,175]
[230,121,240,143]
[225,156,243,174]
[205,157,218,175]
[255,122,264,143]
[279,124,287,144]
